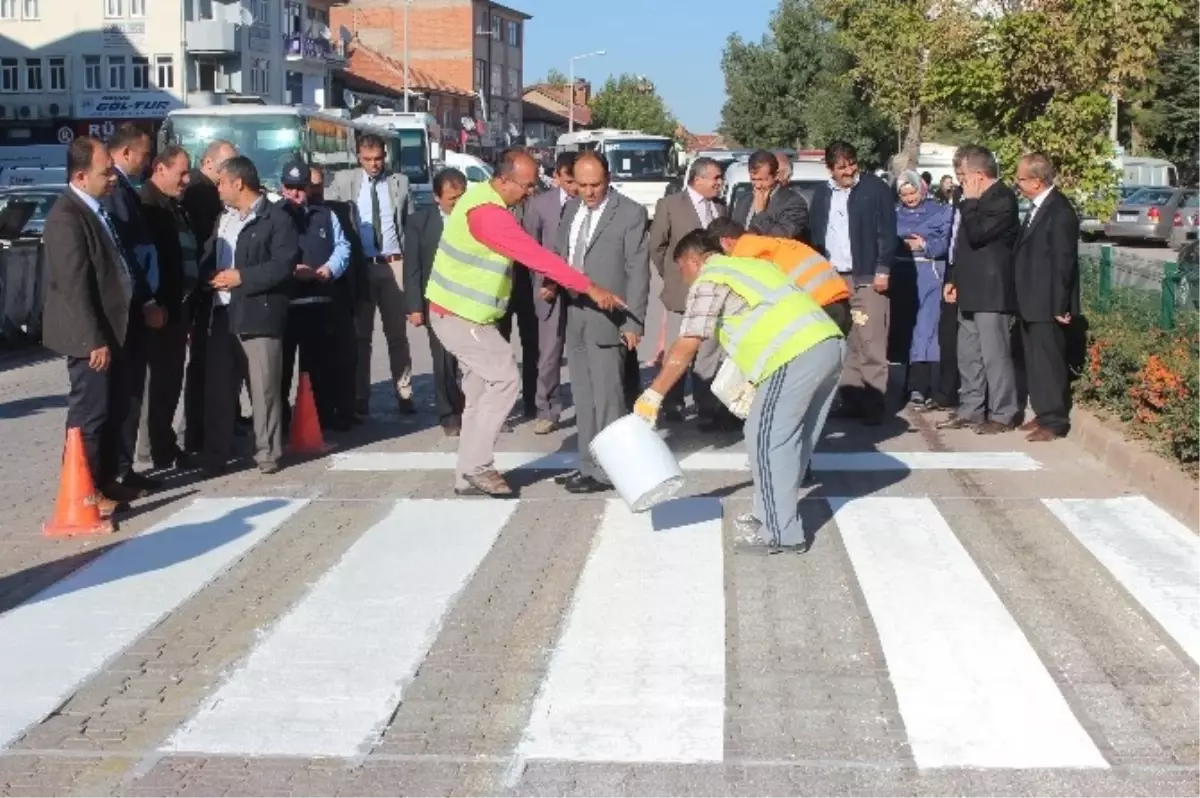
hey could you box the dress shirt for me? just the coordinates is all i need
[356,171,402,258]
[1025,185,1054,227]
[826,177,858,273]
[323,210,351,279]
[687,186,716,228]
[566,195,610,267]
[559,188,570,208]
[69,184,133,298]
[214,195,267,305]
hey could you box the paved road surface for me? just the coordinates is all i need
[0,322,1196,797]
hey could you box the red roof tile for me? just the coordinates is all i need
[345,42,475,98]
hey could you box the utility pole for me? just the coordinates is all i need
[403,0,411,112]
[567,50,605,133]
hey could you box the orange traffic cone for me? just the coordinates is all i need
[44,427,115,538]
[288,372,334,456]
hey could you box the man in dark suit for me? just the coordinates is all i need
[938,145,1021,434]
[648,156,726,422]
[137,145,199,469]
[179,139,237,454]
[203,156,300,475]
[1013,152,1079,441]
[521,152,576,434]
[404,168,468,437]
[553,152,651,494]
[102,122,166,491]
[43,136,153,510]
[731,149,809,241]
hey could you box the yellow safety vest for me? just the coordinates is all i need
[696,254,842,385]
[424,181,513,324]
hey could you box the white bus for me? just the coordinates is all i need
[555,129,678,218]
[160,105,407,194]
[355,110,442,208]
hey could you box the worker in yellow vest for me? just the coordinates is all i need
[426,149,626,497]
[633,228,845,551]
[708,217,853,334]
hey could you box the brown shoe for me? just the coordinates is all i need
[532,418,557,435]
[975,420,1014,435]
[935,416,975,430]
[442,422,461,437]
[458,469,513,496]
[92,493,120,519]
[1019,419,1040,432]
[1025,426,1061,442]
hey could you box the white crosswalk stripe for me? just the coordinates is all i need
[0,482,1192,771]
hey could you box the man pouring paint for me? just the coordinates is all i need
[633,229,845,551]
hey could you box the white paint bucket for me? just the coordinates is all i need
[589,414,686,513]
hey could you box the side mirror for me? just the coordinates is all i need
[431,142,442,161]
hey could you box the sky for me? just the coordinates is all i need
[516,0,776,133]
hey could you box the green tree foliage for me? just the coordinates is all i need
[542,68,568,88]
[588,74,678,137]
[719,0,890,163]
[1125,6,1199,181]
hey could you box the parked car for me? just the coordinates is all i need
[1104,186,1196,245]
[1080,185,1149,240]
[0,184,63,237]
[1168,191,1198,250]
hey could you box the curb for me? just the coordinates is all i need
[1069,407,1199,531]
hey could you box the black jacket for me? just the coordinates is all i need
[324,199,364,307]
[1014,187,1080,321]
[181,170,223,256]
[809,172,898,280]
[202,196,299,338]
[947,180,1020,313]
[139,180,194,321]
[100,169,154,303]
[42,189,132,357]
[402,205,442,315]
[732,185,810,241]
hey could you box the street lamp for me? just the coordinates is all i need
[568,49,605,133]
[403,0,413,112]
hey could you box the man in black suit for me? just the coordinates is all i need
[101,122,166,492]
[43,136,154,510]
[1013,152,1079,441]
[403,168,467,436]
[939,145,1021,434]
[731,149,809,241]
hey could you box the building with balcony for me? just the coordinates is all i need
[333,0,528,154]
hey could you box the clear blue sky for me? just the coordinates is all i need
[517,0,774,133]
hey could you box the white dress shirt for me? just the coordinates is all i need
[355,172,402,258]
[686,186,716,228]
[1025,185,1054,226]
[567,194,609,268]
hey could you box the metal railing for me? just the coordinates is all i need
[1084,243,1197,331]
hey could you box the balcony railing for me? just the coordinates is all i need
[283,34,346,64]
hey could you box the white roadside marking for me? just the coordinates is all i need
[519,498,725,763]
[164,498,516,757]
[330,450,1041,472]
[0,497,308,750]
[1044,496,1200,663]
[830,496,1107,769]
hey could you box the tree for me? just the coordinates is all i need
[719,0,891,163]
[543,68,568,88]
[588,74,678,137]
[1125,7,1198,181]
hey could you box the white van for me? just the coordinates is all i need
[440,151,493,184]
[722,158,828,209]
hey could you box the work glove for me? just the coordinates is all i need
[633,389,663,428]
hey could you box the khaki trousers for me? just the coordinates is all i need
[430,312,519,490]
[355,258,413,411]
[838,276,890,416]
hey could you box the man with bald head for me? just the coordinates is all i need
[426,147,626,497]
[551,151,650,494]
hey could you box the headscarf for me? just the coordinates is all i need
[896,170,926,198]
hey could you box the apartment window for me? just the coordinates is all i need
[507,67,519,98]
[84,55,102,90]
[474,59,485,91]
[490,14,500,38]
[24,58,41,91]
[0,59,16,92]
[283,0,301,34]
[129,0,144,16]
[250,57,269,95]
[107,55,126,89]
[306,5,328,28]
[489,63,502,97]
[253,0,268,24]
[507,20,520,47]
[285,70,302,104]
[0,0,16,20]
[131,55,149,89]
[22,0,37,18]
[155,55,174,89]
[48,56,65,91]
[105,0,122,18]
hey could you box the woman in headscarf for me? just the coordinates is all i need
[895,170,953,407]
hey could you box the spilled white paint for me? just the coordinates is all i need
[165,499,516,757]
[830,496,1107,769]
[1044,496,1200,663]
[330,450,1041,473]
[0,497,308,750]
[519,498,725,763]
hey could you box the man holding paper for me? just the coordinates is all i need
[633,229,844,552]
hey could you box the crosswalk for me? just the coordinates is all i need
[0,483,1196,772]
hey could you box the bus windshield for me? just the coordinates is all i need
[390,128,430,186]
[166,114,303,188]
[602,139,674,182]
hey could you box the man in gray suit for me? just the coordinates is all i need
[326,133,415,418]
[521,152,578,434]
[553,152,650,494]
[648,156,725,422]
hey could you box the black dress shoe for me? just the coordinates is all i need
[553,470,580,486]
[698,413,743,433]
[123,471,163,492]
[397,397,417,415]
[564,474,613,494]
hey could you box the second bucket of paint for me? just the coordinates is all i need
[589,414,685,513]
